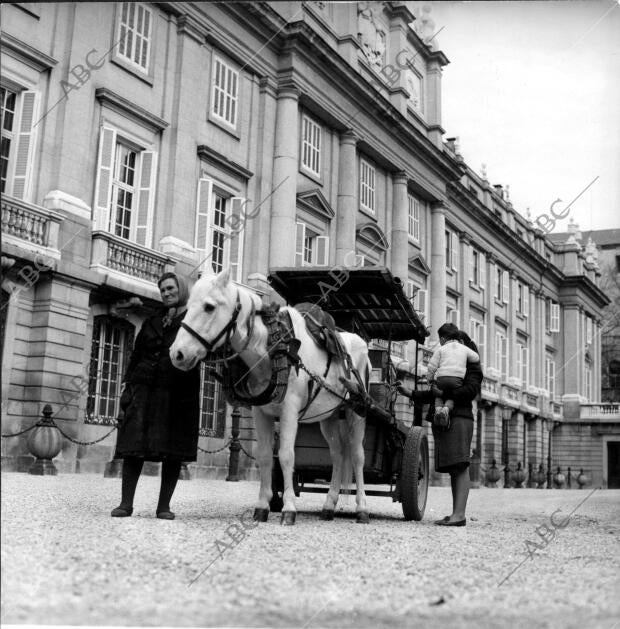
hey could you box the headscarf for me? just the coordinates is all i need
[158,272,190,327]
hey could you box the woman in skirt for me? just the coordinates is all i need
[399,330,483,527]
[111,272,200,520]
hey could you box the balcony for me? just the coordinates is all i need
[579,403,620,422]
[90,231,177,298]
[1,195,64,263]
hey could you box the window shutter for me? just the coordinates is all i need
[550,302,560,332]
[523,285,529,317]
[495,332,502,371]
[502,271,509,304]
[134,150,157,247]
[469,318,476,338]
[295,222,306,267]
[229,197,245,283]
[493,265,499,299]
[467,245,474,282]
[93,126,117,231]
[516,344,523,383]
[586,317,592,345]
[522,346,529,386]
[502,335,508,378]
[11,90,40,200]
[549,360,556,400]
[479,253,486,288]
[479,324,486,365]
[449,309,459,325]
[195,178,213,273]
[451,232,459,270]
[315,236,329,266]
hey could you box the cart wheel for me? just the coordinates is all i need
[270,456,284,513]
[401,426,429,521]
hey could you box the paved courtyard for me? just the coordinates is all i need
[1,472,619,628]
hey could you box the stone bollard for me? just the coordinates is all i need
[553,466,566,489]
[512,462,526,489]
[179,463,190,480]
[226,407,241,482]
[577,468,589,488]
[469,450,481,489]
[27,405,62,476]
[485,459,501,487]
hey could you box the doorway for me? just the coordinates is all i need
[608,442,620,489]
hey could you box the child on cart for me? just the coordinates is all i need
[426,322,479,428]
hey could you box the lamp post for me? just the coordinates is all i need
[226,407,241,482]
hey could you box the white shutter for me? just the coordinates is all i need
[315,236,329,266]
[479,324,486,365]
[549,360,556,400]
[416,289,428,322]
[134,150,157,247]
[493,265,499,299]
[449,309,459,325]
[469,318,476,338]
[11,90,40,200]
[195,178,213,273]
[495,332,502,370]
[502,335,508,378]
[295,222,306,267]
[502,271,509,304]
[468,245,474,282]
[516,343,523,383]
[522,346,529,387]
[586,317,592,345]
[550,302,560,332]
[479,252,486,288]
[93,126,117,231]
[229,197,245,282]
[523,285,529,317]
[451,232,459,270]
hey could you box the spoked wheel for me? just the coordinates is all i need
[401,425,429,521]
[269,455,284,513]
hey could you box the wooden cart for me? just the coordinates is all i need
[267,267,430,520]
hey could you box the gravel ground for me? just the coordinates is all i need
[1,472,619,629]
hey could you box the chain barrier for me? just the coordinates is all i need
[238,442,255,460]
[198,439,232,454]
[53,420,118,446]
[1,423,39,438]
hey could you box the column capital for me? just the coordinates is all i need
[340,129,358,145]
[487,252,497,263]
[459,232,472,244]
[276,78,301,99]
[431,200,448,214]
[259,76,278,97]
[393,170,407,185]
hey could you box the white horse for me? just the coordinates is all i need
[169,268,371,525]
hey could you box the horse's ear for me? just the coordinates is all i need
[215,267,231,288]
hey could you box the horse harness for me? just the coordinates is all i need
[180,293,361,418]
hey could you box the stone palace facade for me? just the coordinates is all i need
[1,1,617,486]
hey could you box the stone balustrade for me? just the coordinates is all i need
[580,403,620,421]
[1,195,63,254]
[91,231,177,285]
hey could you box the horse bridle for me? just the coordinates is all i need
[180,292,254,358]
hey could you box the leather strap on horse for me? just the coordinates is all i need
[220,306,300,409]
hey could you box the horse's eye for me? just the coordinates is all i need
[203,303,215,313]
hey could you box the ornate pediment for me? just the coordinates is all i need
[409,253,431,276]
[296,189,335,220]
[356,222,388,251]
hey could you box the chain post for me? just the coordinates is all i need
[226,407,241,481]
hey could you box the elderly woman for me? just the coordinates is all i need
[398,330,483,527]
[111,272,200,520]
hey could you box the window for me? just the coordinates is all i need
[495,330,508,379]
[516,282,529,317]
[447,308,460,326]
[407,194,420,241]
[549,302,560,333]
[301,115,321,177]
[0,88,39,200]
[586,316,593,345]
[117,2,152,72]
[545,357,556,400]
[406,69,423,114]
[412,287,428,322]
[609,360,620,389]
[295,221,329,267]
[93,127,157,247]
[469,318,486,366]
[469,247,486,288]
[211,56,239,128]
[86,317,134,424]
[359,158,375,213]
[195,178,245,282]
[199,364,227,437]
[502,270,509,304]
[516,341,529,387]
[445,230,459,272]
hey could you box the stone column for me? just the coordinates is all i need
[563,304,580,396]
[594,318,602,400]
[508,272,518,381]
[269,84,300,269]
[460,233,471,330]
[335,130,358,265]
[390,171,408,282]
[426,59,443,147]
[429,201,447,344]
[486,253,497,371]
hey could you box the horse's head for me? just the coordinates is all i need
[169,268,237,370]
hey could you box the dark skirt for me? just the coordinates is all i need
[115,383,200,462]
[432,414,474,474]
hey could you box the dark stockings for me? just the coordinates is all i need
[118,456,144,510]
[157,461,182,514]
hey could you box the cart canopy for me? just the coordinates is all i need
[268,266,429,344]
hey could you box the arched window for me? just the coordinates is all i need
[86,316,135,424]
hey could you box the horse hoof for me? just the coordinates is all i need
[356,511,370,524]
[280,511,297,526]
[253,508,269,522]
[320,509,335,521]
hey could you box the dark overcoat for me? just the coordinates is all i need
[115,311,200,462]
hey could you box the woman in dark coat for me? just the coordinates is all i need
[111,272,200,520]
[399,331,483,527]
